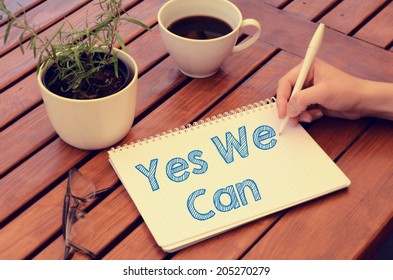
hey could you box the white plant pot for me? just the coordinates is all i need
[37,48,137,150]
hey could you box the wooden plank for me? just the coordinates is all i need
[0,152,120,259]
[284,0,337,21]
[103,223,167,260]
[0,75,41,129]
[0,0,90,56]
[33,237,64,260]
[229,0,393,82]
[0,139,88,224]
[355,2,393,48]
[243,120,393,259]
[0,181,64,259]
[0,106,56,177]
[0,0,41,26]
[34,187,145,260]
[0,0,161,91]
[320,0,386,34]
[262,0,289,7]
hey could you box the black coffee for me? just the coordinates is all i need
[167,16,232,40]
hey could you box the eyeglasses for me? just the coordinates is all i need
[62,168,115,260]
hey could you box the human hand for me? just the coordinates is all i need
[276,58,367,125]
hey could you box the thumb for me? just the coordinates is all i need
[287,84,326,117]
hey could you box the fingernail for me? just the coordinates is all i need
[299,114,311,123]
[314,111,323,119]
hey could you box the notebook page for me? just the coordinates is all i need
[108,102,350,250]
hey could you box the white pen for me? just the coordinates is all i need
[278,23,325,135]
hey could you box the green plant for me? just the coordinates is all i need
[0,0,150,99]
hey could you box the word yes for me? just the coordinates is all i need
[135,150,207,191]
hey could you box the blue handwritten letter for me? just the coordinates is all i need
[235,179,261,205]
[252,125,277,150]
[188,150,208,175]
[187,189,215,221]
[135,159,160,191]
[213,185,241,212]
[211,126,249,164]
[166,157,190,182]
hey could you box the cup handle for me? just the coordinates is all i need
[232,19,261,53]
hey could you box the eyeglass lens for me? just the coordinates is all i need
[68,169,96,200]
[64,169,97,259]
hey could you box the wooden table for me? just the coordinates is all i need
[1,0,392,260]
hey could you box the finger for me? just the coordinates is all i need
[308,108,324,121]
[289,116,299,126]
[298,112,313,123]
[276,64,303,118]
[287,84,327,117]
[276,80,291,118]
[297,108,323,123]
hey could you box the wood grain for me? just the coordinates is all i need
[35,187,143,260]
[355,2,393,48]
[231,0,393,81]
[320,0,386,34]
[0,106,56,177]
[0,0,41,26]
[262,0,289,7]
[0,0,90,56]
[103,223,167,260]
[0,139,87,223]
[284,0,337,21]
[0,74,41,129]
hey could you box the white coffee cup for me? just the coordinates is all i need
[158,0,261,78]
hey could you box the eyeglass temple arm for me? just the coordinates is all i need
[65,241,98,260]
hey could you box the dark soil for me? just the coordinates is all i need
[43,60,131,100]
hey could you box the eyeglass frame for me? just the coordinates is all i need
[62,168,116,260]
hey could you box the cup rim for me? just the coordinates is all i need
[157,0,242,42]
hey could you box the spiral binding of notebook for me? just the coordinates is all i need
[111,97,276,152]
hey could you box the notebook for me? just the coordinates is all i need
[108,98,350,252]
